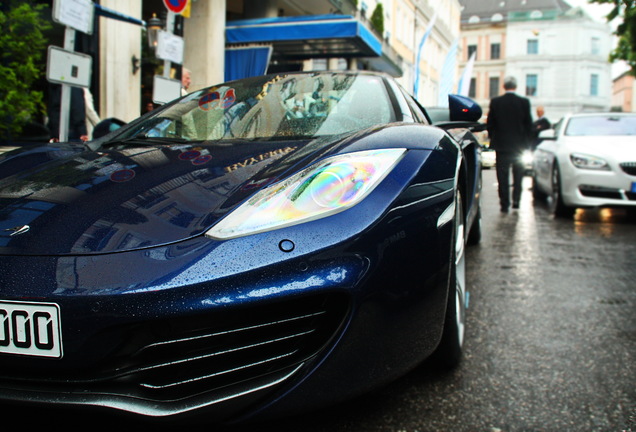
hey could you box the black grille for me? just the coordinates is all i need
[620,162,636,176]
[579,185,622,199]
[0,293,350,405]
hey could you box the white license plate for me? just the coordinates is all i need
[0,301,62,358]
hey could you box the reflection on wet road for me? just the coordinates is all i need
[264,169,636,432]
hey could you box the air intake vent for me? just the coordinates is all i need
[620,162,636,176]
[0,293,350,407]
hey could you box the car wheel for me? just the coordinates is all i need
[532,174,547,201]
[549,163,575,218]
[467,206,481,246]
[432,189,466,369]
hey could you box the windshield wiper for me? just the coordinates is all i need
[114,135,192,145]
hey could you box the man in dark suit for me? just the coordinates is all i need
[532,105,551,149]
[487,76,533,212]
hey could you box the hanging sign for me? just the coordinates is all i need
[47,46,92,88]
[153,75,182,104]
[52,0,94,35]
[156,30,184,65]
[163,0,188,14]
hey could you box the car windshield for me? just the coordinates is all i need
[565,115,636,137]
[119,73,396,142]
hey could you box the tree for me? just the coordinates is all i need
[0,1,50,140]
[370,3,385,36]
[590,0,636,76]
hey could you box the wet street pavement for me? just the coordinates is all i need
[248,169,636,432]
[6,170,636,431]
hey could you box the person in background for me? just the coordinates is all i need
[47,84,88,142]
[532,105,551,149]
[83,87,100,140]
[487,76,533,213]
[181,68,191,96]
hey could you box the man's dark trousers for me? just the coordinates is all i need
[496,151,525,210]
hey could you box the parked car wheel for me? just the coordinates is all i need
[550,163,575,218]
[467,206,481,246]
[432,189,466,368]
[532,174,547,201]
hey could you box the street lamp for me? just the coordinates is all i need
[147,13,162,49]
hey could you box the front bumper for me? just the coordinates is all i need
[561,164,636,208]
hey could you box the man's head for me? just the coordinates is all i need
[536,105,545,117]
[182,68,191,90]
[503,76,517,91]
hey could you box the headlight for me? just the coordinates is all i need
[570,153,610,170]
[206,148,407,240]
[521,150,534,165]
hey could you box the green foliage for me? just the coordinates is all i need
[370,3,384,36]
[0,1,50,140]
[590,0,636,76]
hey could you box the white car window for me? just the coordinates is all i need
[565,115,636,137]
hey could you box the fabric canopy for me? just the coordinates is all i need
[225,46,273,81]
[226,15,382,59]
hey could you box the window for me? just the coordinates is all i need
[527,39,538,55]
[591,37,600,55]
[590,74,599,96]
[565,115,636,136]
[489,77,500,98]
[530,10,543,19]
[361,1,368,17]
[469,78,476,98]
[526,74,538,96]
[490,43,500,60]
[467,44,477,60]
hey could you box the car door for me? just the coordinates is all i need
[533,121,562,194]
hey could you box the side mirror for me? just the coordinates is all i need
[449,94,482,123]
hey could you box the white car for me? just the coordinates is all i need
[481,146,496,169]
[532,113,636,217]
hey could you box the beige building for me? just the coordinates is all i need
[459,18,506,107]
[612,71,635,112]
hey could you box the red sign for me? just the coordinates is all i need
[163,0,188,13]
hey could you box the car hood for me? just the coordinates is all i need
[0,132,378,256]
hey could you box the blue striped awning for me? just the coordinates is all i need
[226,15,382,59]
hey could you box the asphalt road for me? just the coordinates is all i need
[5,170,636,431]
[247,169,636,432]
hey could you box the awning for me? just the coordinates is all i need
[365,52,402,78]
[225,46,273,81]
[226,15,382,60]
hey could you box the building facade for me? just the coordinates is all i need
[75,0,462,126]
[612,71,635,113]
[459,0,613,123]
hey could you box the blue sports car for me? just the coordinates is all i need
[0,72,483,422]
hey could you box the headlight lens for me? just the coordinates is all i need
[521,150,534,165]
[570,153,610,170]
[206,148,407,240]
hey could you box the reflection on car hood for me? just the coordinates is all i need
[0,134,361,256]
